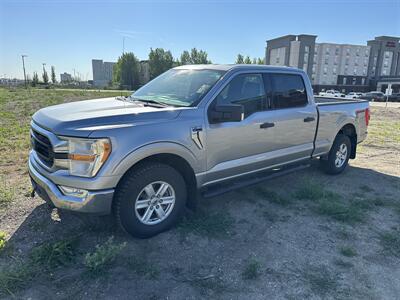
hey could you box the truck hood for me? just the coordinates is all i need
[32,97,182,137]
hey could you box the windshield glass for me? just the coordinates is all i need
[132,69,225,107]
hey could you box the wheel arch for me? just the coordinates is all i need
[114,145,199,210]
[337,123,357,159]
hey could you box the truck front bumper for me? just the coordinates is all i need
[28,154,114,215]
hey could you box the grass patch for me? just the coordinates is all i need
[339,246,357,257]
[0,232,6,251]
[333,259,353,268]
[0,260,36,296]
[30,237,80,268]
[178,211,234,239]
[242,258,262,280]
[302,265,339,297]
[359,185,374,193]
[127,257,160,279]
[294,179,324,201]
[0,178,15,208]
[294,181,376,223]
[254,186,291,206]
[189,276,228,295]
[316,197,365,223]
[84,237,126,273]
[379,230,400,258]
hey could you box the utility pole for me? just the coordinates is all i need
[21,55,28,88]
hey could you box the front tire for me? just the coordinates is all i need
[321,134,351,175]
[114,162,187,238]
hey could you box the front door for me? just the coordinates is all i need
[204,73,276,184]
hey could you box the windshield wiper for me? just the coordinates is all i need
[128,96,169,108]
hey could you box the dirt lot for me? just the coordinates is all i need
[0,88,399,299]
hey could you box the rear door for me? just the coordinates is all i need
[262,72,317,164]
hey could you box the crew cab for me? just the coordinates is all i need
[29,65,370,237]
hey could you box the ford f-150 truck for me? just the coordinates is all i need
[29,65,370,237]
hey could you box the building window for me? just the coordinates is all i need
[363,68,367,75]
[333,67,337,75]
[346,48,350,55]
[356,48,360,56]
[381,51,393,75]
[325,47,330,55]
[361,78,365,85]
[304,46,310,53]
[325,58,329,64]
[343,77,347,85]
[353,68,357,75]
[323,67,328,74]
[352,77,357,85]
[345,58,349,65]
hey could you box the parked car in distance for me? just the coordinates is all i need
[29,65,370,238]
[346,92,363,99]
[388,93,400,102]
[362,91,385,102]
[319,89,346,97]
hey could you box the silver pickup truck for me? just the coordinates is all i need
[29,65,370,237]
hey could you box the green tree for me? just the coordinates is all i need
[42,69,49,84]
[51,66,57,83]
[113,52,140,90]
[148,48,174,79]
[178,48,211,65]
[257,57,265,65]
[235,54,244,64]
[32,72,39,87]
[179,50,191,65]
[252,58,257,64]
[244,56,252,64]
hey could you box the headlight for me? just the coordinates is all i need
[61,137,111,177]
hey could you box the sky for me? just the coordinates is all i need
[1,0,399,80]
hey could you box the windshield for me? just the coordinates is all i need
[132,69,225,107]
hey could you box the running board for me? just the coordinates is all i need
[201,164,310,199]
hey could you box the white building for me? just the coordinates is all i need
[60,72,72,83]
[92,59,116,87]
[312,43,370,85]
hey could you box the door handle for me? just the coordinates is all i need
[260,122,275,129]
[304,117,315,122]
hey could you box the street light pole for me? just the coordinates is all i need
[21,55,28,88]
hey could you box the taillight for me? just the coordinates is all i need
[365,108,370,126]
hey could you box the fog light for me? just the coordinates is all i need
[59,186,88,198]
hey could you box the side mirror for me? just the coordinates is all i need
[209,104,244,123]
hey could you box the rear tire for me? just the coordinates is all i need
[321,134,351,175]
[114,162,187,238]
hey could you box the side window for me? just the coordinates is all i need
[216,74,266,118]
[270,74,308,109]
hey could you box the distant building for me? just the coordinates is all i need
[92,59,116,87]
[367,36,400,93]
[60,72,72,83]
[265,34,400,93]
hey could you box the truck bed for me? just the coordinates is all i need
[314,96,368,106]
